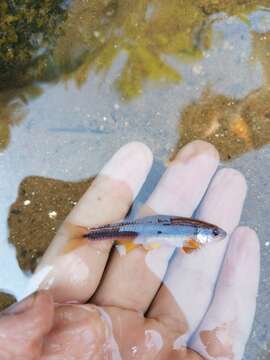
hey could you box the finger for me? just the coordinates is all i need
[149,168,247,344]
[24,142,153,303]
[189,227,260,360]
[93,141,219,312]
[0,291,54,360]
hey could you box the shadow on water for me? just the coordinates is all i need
[2,1,270,151]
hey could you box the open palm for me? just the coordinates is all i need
[0,141,260,359]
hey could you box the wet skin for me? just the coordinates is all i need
[0,141,260,359]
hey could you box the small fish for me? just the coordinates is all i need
[83,215,226,254]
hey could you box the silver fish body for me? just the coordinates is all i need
[84,215,227,250]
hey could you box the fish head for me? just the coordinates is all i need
[197,224,227,245]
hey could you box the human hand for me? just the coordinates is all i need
[0,141,260,359]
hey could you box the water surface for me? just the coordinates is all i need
[1,1,270,358]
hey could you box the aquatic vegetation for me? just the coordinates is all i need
[60,0,270,99]
[0,86,43,150]
[198,0,268,15]
[2,0,267,98]
[1,0,270,153]
[177,87,270,160]
[0,0,269,98]
[177,24,270,161]
[0,1,69,151]
[0,0,269,99]
[0,0,68,85]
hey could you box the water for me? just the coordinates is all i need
[1,0,270,358]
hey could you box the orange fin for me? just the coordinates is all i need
[143,242,161,251]
[182,238,201,254]
[60,223,90,254]
[116,240,138,253]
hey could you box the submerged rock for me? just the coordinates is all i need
[8,176,94,272]
[0,292,16,311]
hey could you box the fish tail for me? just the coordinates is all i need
[62,223,91,254]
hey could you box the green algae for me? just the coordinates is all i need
[61,0,205,99]
[0,0,68,86]
[2,0,269,98]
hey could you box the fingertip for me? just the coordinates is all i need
[175,140,219,163]
[125,141,154,167]
[215,168,247,194]
[219,226,260,293]
[231,226,260,263]
[102,141,153,173]
[233,226,259,245]
[196,168,247,233]
[145,140,220,217]
[100,141,153,198]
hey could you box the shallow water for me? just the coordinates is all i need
[1,0,270,358]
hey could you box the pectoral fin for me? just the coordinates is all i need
[116,240,138,253]
[182,238,201,254]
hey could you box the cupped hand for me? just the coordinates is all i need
[0,141,260,359]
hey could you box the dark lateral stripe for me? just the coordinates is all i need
[84,229,138,240]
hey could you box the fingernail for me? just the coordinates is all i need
[1,292,37,316]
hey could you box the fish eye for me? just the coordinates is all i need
[213,228,220,237]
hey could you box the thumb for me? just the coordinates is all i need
[0,290,54,360]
